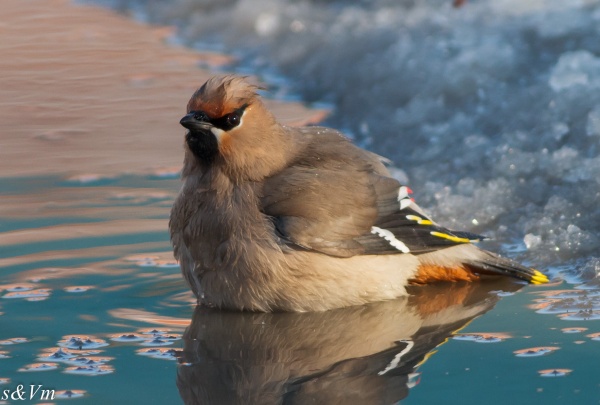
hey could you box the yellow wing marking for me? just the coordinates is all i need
[430,231,471,244]
[406,215,433,225]
[530,270,549,284]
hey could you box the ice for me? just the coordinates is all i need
[255,12,280,37]
[549,51,600,92]
[524,234,542,250]
[88,0,600,279]
[586,105,600,137]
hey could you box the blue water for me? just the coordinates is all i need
[1,175,188,404]
[2,175,598,404]
[3,0,600,403]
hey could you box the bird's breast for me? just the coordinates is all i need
[171,178,279,274]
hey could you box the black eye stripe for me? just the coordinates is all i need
[208,104,248,131]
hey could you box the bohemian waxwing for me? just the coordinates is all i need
[170,75,548,312]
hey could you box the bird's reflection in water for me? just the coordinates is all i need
[177,279,522,405]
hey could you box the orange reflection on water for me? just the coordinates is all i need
[109,308,190,328]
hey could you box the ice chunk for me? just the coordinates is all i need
[586,105,600,137]
[549,51,600,92]
[524,234,542,250]
[255,13,280,37]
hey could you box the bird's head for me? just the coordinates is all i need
[180,75,286,182]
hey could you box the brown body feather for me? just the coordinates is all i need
[170,75,547,312]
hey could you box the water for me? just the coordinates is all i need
[1,174,188,403]
[1,177,598,403]
[3,0,600,403]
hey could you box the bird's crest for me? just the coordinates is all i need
[187,75,262,118]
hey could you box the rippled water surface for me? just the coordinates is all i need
[1,174,189,403]
[1,174,599,404]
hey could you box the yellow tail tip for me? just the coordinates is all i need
[530,270,549,284]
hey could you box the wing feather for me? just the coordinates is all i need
[260,127,483,257]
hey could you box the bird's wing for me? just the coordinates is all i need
[260,127,483,258]
[354,191,486,256]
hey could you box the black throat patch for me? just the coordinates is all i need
[186,130,219,164]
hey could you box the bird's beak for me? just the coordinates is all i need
[180,112,213,132]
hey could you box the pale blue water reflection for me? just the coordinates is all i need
[0,174,188,404]
[2,175,599,404]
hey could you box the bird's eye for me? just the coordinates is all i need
[211,104,247,131]
[226,112,240,127]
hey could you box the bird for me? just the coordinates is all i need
[170,75,548,312]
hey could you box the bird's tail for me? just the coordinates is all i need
[465,252,549,285]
